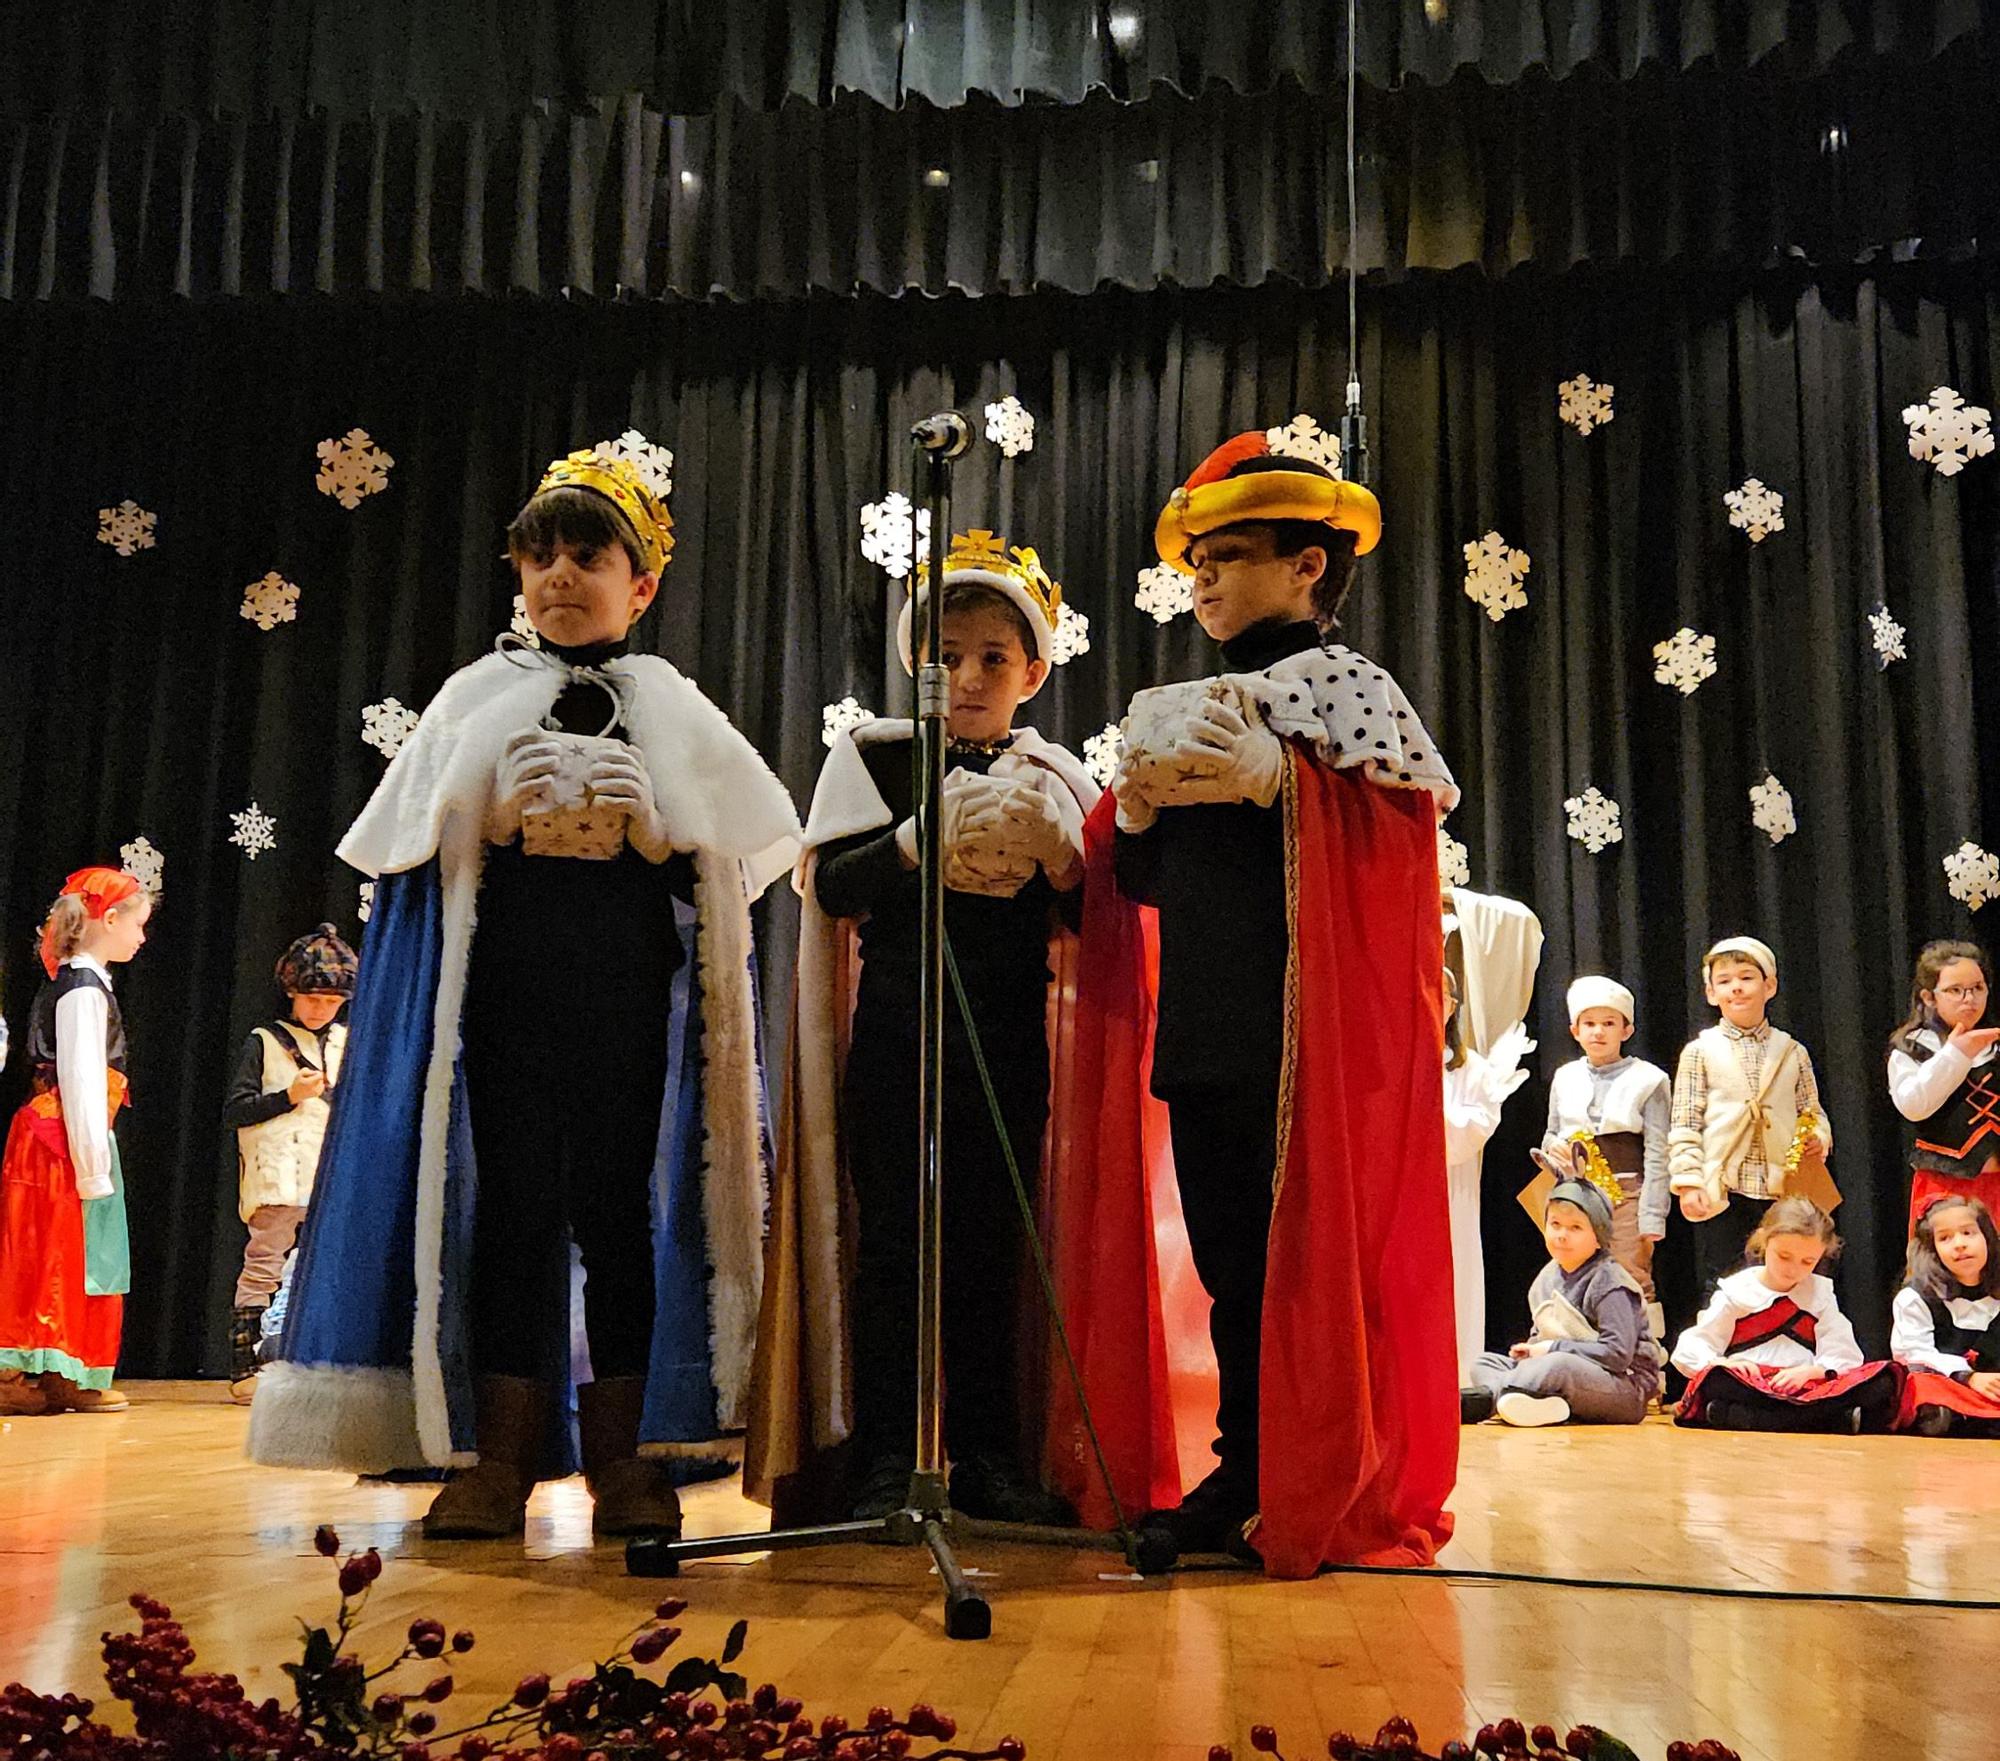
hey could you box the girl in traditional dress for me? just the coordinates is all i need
[0,868,151,1415]
[1886,940,2000,1233]
[1671,1198,1899,1433]
[1891,1194,2000,1436]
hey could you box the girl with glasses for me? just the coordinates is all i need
[1888,940,2000,1234]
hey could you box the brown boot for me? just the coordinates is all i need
[578,1377,682,1540]
[0,1371,50,1415]
[422,1376,547,1539]
[39,1375,129,1412]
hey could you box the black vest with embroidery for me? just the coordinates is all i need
[1903,1038,2000,1176]
[25,964,128,1085]
[1920,1292,2000,1372]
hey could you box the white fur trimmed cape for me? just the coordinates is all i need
[248,649,800,1473]
[742,720,1097,1509]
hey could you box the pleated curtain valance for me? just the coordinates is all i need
[2,0,1981,122]
[4,34,1991,305]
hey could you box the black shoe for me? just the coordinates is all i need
[1845,1404,1865,1437]
[1459,1387,1495,1425]
[1703,1399,1746,1431]
[849,1456,914,1522]
[1912,1405,1954,1438]
[949,1455,1077,1527]
[1139,1466,1257,1556]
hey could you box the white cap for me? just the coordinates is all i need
[1705,936,1777,981]
[1566,976,1635,1024]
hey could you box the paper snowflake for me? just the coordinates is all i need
[315,428,395,510]
[358,881,376,923]
[594,427,674,499]
[119,835,164,899]
[1558,375,1615,436]
[361,697,420,759]
[1945,841,2000,912]
[983,396,1035,458]
[1652,627,1718,696]
[1867,603,1907,669]
[510,594,541,648]
[1749,773,1797,846]
[1903,386,1995,479]
[229,801,278,861]
[96,500,157,557]
[1135,561,1192,624]
[1083,722,1124,789]
[1462,531,1531,623]
[859,492,933,581]
[240,571,301,632]
[1264,414,1342,474]
[1724,478,1785,543]
[1564,787,1623,855]
[821,695,874,748]
[1050,601,1091,666]
[1437,826,1471,890]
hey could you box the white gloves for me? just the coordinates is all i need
[1115,695,1285,830]
[486,728,676,861]
[1485,1023,1537,1096]
[583,743,675,862]
[895,769,1083,896]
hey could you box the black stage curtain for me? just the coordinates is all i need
[2,262,1997,1376]
[4,0,1976,121]
[6,38,1994,304]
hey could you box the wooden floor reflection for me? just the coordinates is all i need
[3,1387,1992,1760]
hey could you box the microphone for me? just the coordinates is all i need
[1340,378,1369,486]
[911,411,972,457]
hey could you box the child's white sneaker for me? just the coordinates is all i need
[1495,1391,1570,1428]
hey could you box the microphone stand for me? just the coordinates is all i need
[628,414,1129,1638]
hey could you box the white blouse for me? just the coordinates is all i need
[1671,1268,1862,1376]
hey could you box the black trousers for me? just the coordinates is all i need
[1690,1194,1774,1307]
[460,954,674,1385]
[1164,1082,1279,1499]
[845,1035,1047,1467]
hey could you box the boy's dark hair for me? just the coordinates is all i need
[1442,966,1466,1070]
[1888,938,1991,1060]
[1907,1195,2000,1301]
[1210,453,1362,629]
[941,580,1038,660]
[506,486,647,576]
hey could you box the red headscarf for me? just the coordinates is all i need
[41,867,145,978]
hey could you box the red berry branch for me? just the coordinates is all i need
[0,1529,1024,1761]
[1210,1720,1743,1761]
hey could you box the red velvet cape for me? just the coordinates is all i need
[1049,754,1457,1576]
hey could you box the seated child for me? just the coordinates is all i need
[1462,1175,1657,1428]
[1672,1198,1899,1433]
[1891,1194,2000,1437]
[220,923,356,1404]
[1541,976,1670,1350]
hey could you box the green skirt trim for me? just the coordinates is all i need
[0,1347,115,1389]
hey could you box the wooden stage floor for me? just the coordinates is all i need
[4,1385,1994,1759]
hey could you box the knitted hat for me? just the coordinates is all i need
[275,923,359,997]
[1705,936,1777,981]
[1546,1178,1614,1249]
[1566,975,1636,1024]
[1154,431,1383,574]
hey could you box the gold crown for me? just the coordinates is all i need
[917,528,1063,630]
[533,449,675,575]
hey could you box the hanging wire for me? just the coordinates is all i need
[1340,0,1369,484]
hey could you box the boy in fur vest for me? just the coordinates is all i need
[1669,936,1833,1299]
[221,924,356,1404]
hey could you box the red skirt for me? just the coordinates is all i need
[1909,1166,2000,1236]
[1677,1360,1902,1429]
[0,1099,124,1386]
[1896,1367,2000,1429]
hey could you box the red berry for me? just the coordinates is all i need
[1441,1745,1474,1761]
[691,1702,720,1727]
[410,1620,448,1659]
[882,1733,911,1758]
[513,1674,551,1709]
[460,1741,493,1760]
[314,1526,341,1557]
[1211,1746,1236,1761]
[998,1741,1026,1761]
[1666,1747,1693,1761]
[685,1733,716,1758]
[1497,1722,1526,1749]
[1531,1729,1557,1753]
[546,1739,584,1761]
[787,1743,817,1760]
[867,1708,895,1730]
[821,1715,850,1738]
[404,1746,432,1761]
[337,1561,370,1597]
[1476,1729,1501,1757]
[373,1694,406,1722]
[1566,1735,1593,1761]
[362,1548,384,1581]
[653,1596,689,1620]
[1327,1737,1356,1760]
[1250,1726,1279,1754]
[631,1628,672,1666]
[408,1713,437,1738]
